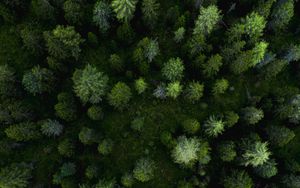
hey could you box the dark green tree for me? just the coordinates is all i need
[108,82,132,110]
[133,158,156,182]
[22,66,55,95]
[93,1,112,33]
[0,163,33,188]
[44,25,84,60]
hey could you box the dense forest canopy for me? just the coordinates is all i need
[0,0,300,187]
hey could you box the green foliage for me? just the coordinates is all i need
[281,174,300,188]
[5,122,41,141]
[44,25,84,60]
[63,0,83,25]
[270,0,294,31]
[184,82,204,102]
[109,54,123,72]
[204,115,225,137]
[212,78,229,96]
[174,27,185,43]
[217,141,236,162]
[73,64,109,104]
[197,140,211,165]
[22,66,54,95]
[131,117,144,132]
[31,0,56,22]
[121,172,135,187]
[0,65,16,97]
[95,178,116,188]
[58,139,75,157]
[111,0,137,22]
[242,141,271,167]
[230,41,268,74]
[182,118,200,134]
[20,27,44,55]
[193,5,221,36]
[135,78,147,94]
[224,111,239,127]
[93,1,112,33]
[284,44,300,63]
[223,170,253,188]
[87,106,103,121]
[55,92,77,121]
[166,81,182,99]
[40,119,63,137]
[202,54,223,78]
[78,127,96,145]
[243,12,266,41]
[141,0,160,28]
[0,163,32,188]
[241,107,264,125]
[98,139,113,155]
[133,158,155,182]
[266,125,295,147]
[254,159,277,178]
[162,57,184,81]
[172,136,200,167]
[134,37,160,63]
[85,165,99,179]
[60,162,76,177]
[108,82,132,110]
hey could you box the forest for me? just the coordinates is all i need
[0,0,300,187]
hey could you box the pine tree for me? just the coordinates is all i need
[162,58,184,81]
[204,115,225,137]
[0,163,33,188]
[5,122,41,141]
[242,141,271,167]
[44,25,84,60]
[22,66,55,95]
[108,82,132,110]
[73,64,109,104]
[141,0,160,28]
[40,119,63,137]
[172,136,200,167]
[223,170,253,188]
[193,5,222,36]
[111,0,138,22]
[93,1,112,33]
[133,158,155,182]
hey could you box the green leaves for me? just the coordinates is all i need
[108,82,132,110]
[193,5,222,36]
[162,57,184,81]
[73,64,109,104]
[111,0,138,22]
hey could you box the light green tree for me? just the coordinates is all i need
[85,165,99,179]
[242,141,271,167]
[166,81,182,99]
[193,5,222,36]
[162,57,184,81]
[135,78,147,94]
[204,115,225,137]
[172,136,200,167]
[243,12,266,41]
[121,172,135,187]
[111,0,138,22]
[73,64,109,104]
